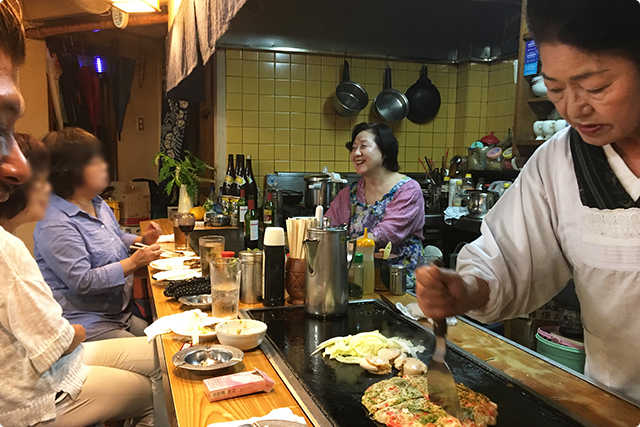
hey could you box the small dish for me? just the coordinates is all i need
[216,319,268,351]
[178,294,212,310]
[152,269,202,282]
[172,345,244,373]
[161,250,196,258]
[150,256,200,271]
[171,317,223,339]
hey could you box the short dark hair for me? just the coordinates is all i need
[0,1,25,66]
[43,127,103,199]
[0,133,49,219]
[527,0,640,69]
[346,122,400,172]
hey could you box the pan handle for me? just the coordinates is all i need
[342,60,350,83]
[384,66,392,90]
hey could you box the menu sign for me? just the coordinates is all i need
[523,40,539,76]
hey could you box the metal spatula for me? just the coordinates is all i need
[427,319,463,418]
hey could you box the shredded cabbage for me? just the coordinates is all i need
[313,330,425,365]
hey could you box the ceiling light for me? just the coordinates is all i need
[111,0,160,13]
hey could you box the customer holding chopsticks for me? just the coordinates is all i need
[325,123,425,286]
[34,127,163,341]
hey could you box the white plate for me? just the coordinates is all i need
[150,256,199,271]
[160,250,196,258]
[171,317,224,339]
[152,269,202,282]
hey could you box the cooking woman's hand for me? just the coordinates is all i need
[141,221,163,245]
[415,265,490,319]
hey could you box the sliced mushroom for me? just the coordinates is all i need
[394,352,408,370]
[401,357,427,376]
[378,347,402,362]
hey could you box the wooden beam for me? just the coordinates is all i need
[25,12,168,39]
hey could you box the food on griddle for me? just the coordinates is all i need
[164,277,210,298]
[362,377,424,413]
[400,357,428,376]
[363,377,498,427]
[360,355,392,375]
[183,258,201,269]
[373,398,463,427]
[312,330,425,367]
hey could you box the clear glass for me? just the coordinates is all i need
[349,262,364,298]
[210,257,241,319]
[199,235,225,277]
[175,212,196,251]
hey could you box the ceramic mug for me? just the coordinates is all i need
[531,75,548,97]
[542,120,556,139]
[533,121,545,140]
[554,119,569,133]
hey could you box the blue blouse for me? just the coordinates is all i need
[34,195,138,339]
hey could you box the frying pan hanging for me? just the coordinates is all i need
[406,65,441,124]
[332,60,369,117]
[373,66,410,122]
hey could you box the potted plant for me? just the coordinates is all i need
[155,150,216,212]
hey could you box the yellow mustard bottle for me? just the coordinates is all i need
[356,228,376,295]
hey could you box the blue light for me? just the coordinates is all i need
[94,56,106,74]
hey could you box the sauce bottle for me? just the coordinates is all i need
[356,228,375,295]
[348,252,364,298]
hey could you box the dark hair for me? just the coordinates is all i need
[43,127,104,199]
[527,0,640,69]
[345,123,400,172]
[0,1,25,66]
[0,133,49,219]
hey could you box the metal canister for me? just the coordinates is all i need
[239,250,263,303]
[388,265,407,296]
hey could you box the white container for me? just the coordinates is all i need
[216,319,267,350]
[542,120,556,139]
[534,121,545,140]
[531,75,547,97]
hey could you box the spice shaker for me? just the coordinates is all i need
[388,265,407,296]
[263,227,286,306]
[239,250,263,304]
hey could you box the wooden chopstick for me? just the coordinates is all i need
[131,242,178,257]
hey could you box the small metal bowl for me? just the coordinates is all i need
[178,294,212,309]
[206,213,230,227]
[172,345,244,373]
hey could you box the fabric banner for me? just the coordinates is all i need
[166,0,247,93]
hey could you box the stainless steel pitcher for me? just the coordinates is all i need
[303,226,355,317]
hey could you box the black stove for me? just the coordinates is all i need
[245,301,596,427]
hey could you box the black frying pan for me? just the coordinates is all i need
[405,65,441,124]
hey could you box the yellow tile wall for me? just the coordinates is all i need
[225,49,516,187]
[485,60,517,141]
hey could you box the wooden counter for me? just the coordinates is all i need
[147,262,640,427]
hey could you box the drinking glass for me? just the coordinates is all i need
[210,257,241,319]
[199,235,225,277]
[176,212,196,252]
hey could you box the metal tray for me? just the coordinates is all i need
[244,300,597,427]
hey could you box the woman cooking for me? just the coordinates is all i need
[325,122,425,286]
[416,0,640,404]
[34,128,163,341]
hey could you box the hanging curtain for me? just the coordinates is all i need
[112,57,137,140]
[76,66,101,135]
[166,0,247,93]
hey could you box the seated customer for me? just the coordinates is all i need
[34,127,163,341]
[0,133,168,427]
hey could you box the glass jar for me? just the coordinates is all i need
[486,147,503,171]
[502,147,514,171]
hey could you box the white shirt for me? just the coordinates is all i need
[458,128,640,404]
[0,226,86,427]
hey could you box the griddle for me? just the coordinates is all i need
[244,300,597,427]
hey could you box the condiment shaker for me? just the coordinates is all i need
[239,250,263,304]
[389,265,407,296]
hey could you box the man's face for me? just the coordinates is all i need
[0,48,27,202]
